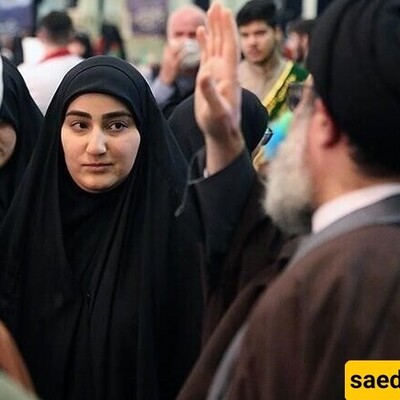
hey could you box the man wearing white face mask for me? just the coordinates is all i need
[150,5,206,117]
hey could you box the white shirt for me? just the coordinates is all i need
[150,77,175,104]
[18,54,82,114]
[312,184,400,233]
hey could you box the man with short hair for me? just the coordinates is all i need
[211,0,400,398]
[236,0,308,122]
[236,0,308,174]
[18,11,82,114]
[150,5,206,117]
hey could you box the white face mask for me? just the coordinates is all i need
[180,38,200,69]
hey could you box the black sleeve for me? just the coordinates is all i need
[177,148,256,285]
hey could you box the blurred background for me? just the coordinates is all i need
[0,0,333,67]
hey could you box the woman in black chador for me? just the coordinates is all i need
[0,56,41,224]
[0,56,203,400]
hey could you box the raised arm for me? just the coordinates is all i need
[194,2,245,175]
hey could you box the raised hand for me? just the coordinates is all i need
[195,1,245,175]
[158,41,186,86]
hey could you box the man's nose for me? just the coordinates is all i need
[248,35,258,45]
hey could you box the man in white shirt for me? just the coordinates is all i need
[18,11,82,114]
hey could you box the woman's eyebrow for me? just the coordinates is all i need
[102,111,133,120]
[64,111,133,120]
[65,110,91,119]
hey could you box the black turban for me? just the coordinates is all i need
[308,0,400,172]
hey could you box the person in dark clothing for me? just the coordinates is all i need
[168,88,271,162]
[201,0,400,398]
[0,3,262,395]
[0,58,41,400]
[96,23,126,60]
[0,55,206,400]
[68,32,94,59]
[0,56,41,225]
[172,6,291,398]
[0,2,287,399]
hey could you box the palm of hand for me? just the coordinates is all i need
[194,3,241,141]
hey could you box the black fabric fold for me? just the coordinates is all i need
[0,56,42,224]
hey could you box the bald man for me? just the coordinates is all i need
[150,5,206,117]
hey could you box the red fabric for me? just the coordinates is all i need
[40,48,71,63]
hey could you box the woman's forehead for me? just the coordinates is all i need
[66,92,130,109]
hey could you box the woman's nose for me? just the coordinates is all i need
[86,128,107,155]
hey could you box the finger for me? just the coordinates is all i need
[221,8,241,78]
[218,79,241,119]
[207,1,219,57]
[199,71,225,114]
[196,25,208,65]
[212,1,223,56]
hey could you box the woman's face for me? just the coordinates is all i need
[0,120,17,168]
[61,93,141,193]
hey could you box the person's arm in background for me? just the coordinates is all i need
[150,41,186,104]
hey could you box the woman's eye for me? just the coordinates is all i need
[71,121,89,131]
[109,121,128,132]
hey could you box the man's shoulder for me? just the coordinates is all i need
[40,54,82,69]
[258,225,400,300]
[287,60,309,81]
[260,225,400,310]
[295,225,400,271]
[247,224,400,331]
[20,55,82,75]
[17,62,35,79]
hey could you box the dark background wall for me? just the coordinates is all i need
[194,0,209,11]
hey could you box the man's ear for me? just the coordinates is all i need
[312,98,342,147]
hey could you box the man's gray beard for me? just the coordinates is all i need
[263,125,313,235]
